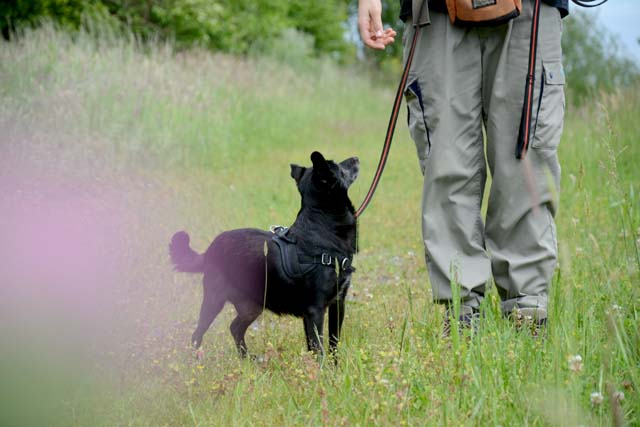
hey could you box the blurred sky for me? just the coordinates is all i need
[581,0,640,63]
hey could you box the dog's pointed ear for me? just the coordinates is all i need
[339,157,360,187]
[290,164,306,184]
[310,151,328,171]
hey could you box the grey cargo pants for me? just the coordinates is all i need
[403,0,564,313]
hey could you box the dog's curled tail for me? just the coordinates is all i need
[169,231,204,273]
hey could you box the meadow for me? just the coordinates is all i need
[0,25,638,426]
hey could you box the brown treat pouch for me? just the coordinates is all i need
[445,0,521,26]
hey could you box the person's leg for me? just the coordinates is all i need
[403,12,490,310]
[483,0,564,318]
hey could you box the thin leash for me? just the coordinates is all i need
[354,10,424,218]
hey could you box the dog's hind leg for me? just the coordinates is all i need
[230,302,262,358]
[191,283,225,349]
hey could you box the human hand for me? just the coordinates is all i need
[358,0,397,50]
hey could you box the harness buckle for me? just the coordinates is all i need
[340,257,351,270]
[321,253,333,266]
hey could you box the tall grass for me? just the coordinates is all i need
[0,25,638,426]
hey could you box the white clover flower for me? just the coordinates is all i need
[607,304,623,316]
[567,354,583,373]
[590,391,604,405]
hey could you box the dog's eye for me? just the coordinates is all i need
[319,179,328,185]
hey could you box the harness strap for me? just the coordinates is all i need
[298,252,352,270]
[270,227,353,279]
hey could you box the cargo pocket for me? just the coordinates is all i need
[531,60,565,150]
[404,78,432,174]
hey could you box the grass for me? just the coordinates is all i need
[0,25,638,426]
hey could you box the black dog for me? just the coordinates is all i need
[169,152,358,359]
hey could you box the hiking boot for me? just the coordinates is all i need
[442,305,480,338]
[509,307,547,338]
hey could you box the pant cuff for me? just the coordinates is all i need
[501,296,547,315]
[435,293,484,310]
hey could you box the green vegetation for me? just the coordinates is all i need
[1,0,351,57]
[562,11,639,106]
[3,1,638,100]
[1,22,639,427]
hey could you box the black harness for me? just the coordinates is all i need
[270,226,352,279]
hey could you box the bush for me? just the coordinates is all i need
[0,0,110,38]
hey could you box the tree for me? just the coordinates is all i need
[1,0,107,39]
[561,10,639,105]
